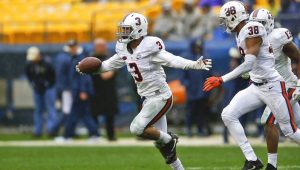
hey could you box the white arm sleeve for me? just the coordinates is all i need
[221,54,256,82]
[152,50,198,69]
[98,54,126,73]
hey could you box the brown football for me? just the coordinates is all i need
[77,57,102,74]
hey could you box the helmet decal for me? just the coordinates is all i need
[252,9,260,18]
[135,17,141,26]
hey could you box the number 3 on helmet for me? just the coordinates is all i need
[219,1,249,33]
[116,13,148,43]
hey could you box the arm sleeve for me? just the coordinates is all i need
[221,54,256,83]
[152,50,198,70]
[99,54,126,73]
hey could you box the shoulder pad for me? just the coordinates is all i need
[139,36,165,55]
[240,21,266,39]
[271,28,293,45]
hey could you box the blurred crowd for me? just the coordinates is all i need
[22,0,300,142]
[25,39,118,142]
[153,0,218,41]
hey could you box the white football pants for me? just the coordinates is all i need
[261,88,300,127]
[130,94,173,136]
[222,81,300,147]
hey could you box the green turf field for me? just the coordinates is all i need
[0,146,299,170]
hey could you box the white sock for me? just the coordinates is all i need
[169,158,184,170]
[159,131,172,144]
[240,141,257,161]
[268,153,277,168]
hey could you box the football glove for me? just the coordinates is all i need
[75,64,85,75]
[203,76,223,92]
[241,72,250,79]
[292,79,300,101]
[195,56,212,71]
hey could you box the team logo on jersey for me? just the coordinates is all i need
[122,56,127,60]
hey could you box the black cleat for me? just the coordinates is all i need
[265,163,277,170]
[156,132,179,164]
[242,159,264,170]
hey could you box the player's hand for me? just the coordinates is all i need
[292,80,300,101]
[203,76,223,92]
[196,56,212,71]
[76,64,85,75]
[241,72,250,79]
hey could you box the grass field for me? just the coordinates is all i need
[0,146,299,170]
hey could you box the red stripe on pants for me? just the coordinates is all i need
[280,82,297,132]
[146,97,173,127]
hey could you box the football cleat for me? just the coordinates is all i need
[156,132,179,164]
[265,163,277,170]
[242,158,264,170]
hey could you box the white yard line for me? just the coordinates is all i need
[186,165,300,170]
[0,136,298,147]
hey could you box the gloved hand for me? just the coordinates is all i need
[203,76,223,92]
[292,79,300,101]
[241,72,250,79]
[195,56,212,70]
[76,64,85,75]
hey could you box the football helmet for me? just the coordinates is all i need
[249,8,274,34]
[116,13,148,43]
[219,1,249,33]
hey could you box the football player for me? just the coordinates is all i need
[203,1,300,170]
[249,8,300,170]
[77,13,212,170]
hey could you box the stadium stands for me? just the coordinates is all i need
[0,0,288,44]
[0,0,165,44]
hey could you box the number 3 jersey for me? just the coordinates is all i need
[100,36,200,97]
[268,28,297,88]
[237,21,282,83]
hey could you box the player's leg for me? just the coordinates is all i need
[290,98,300,127]
[264,82,300,144]
[261,107,279,169]
[130,96,173,141]
[221,85,264,169]
[154,115,184,170]
[129,96,183,169]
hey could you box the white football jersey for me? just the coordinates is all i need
[268,28,297,88]
[116,36,172,97]
[100,36,201,98]
[237,21,282,83]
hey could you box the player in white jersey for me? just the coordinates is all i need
[203,1,300,170]
[249,8,300,170]
[76,13,212,170]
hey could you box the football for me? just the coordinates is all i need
[77,57,102,74]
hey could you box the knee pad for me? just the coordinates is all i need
[221,107,238,126]
[130,121,145,136]
[288,130,300,144]
[280,123,295,137]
